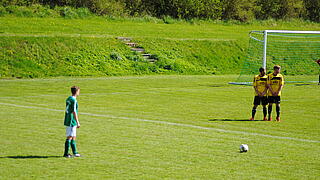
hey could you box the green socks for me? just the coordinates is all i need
[64,139,71,155]
[71,140,78,154]
[64,139,78,155]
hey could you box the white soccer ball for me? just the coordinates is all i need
[240,144,249,152]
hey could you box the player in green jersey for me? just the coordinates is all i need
[63,86,81,158]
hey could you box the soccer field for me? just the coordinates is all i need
[0,75,319,179]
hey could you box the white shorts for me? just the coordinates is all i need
[66,126,77,137]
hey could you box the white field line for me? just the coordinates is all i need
[0,102,319,144]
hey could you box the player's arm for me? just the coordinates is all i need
[253,77,261,96]
[71,99,80,128]
[261,85,267,96]
[253,85,261,96]
[73,111,80,128]
[267,76,274,95]
[277,84,283,95]
[275,76,284,95]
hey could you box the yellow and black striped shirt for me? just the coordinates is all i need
[267,73,284,96]
[253,75,268,96]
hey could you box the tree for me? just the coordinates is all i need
[304,0,320,22]
[222,0,257,22]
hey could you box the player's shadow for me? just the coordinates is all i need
[199,84,227,88]
[0,155,62,159]
[209,119,265,122]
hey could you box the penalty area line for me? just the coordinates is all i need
[0,102,319,144]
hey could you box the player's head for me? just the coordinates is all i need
[259,67,265,76]
[273,65,281,74]
[71,86,80,96]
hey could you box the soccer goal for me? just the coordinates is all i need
[231,30,320,85]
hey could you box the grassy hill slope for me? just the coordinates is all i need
[1,17,319,78]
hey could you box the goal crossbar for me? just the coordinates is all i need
[251,30,320,34]
[230,30,320,85]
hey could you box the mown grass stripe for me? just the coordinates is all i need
[0,102,319,144]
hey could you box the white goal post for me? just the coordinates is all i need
[259,30,320,70]
[232,30,320,85]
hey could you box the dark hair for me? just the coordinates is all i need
[259,67,265,72]
[273,65,281,70]
[71,86,80,95]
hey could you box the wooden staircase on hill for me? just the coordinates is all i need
[117,37,157,63]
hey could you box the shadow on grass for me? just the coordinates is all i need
[294,83,312,86]
[0,155,62,159]
[198,84,229,88]
[209,119,265,122]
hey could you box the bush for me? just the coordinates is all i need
[88,0,127,16]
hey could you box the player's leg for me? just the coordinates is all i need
[250,105,258,120]
[268,103,273,121]
[250,96,260,120]
[71,137,80,157]
[267,96,274,121]
[64,135,72,157]
[275,96,281,122]
[262,96,268,120]
[262,105,267,120]
[275,104,281,122]
[70,126,80,157]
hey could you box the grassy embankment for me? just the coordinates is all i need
[1,17,320,78]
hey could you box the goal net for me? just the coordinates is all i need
[232,30,320,85]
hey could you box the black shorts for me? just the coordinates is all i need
[253,96,268,105]
[268,96,281,104]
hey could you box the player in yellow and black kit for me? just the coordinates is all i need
[250,67,268,121]
[267,65,284,122]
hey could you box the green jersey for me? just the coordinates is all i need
[64,96,78,127]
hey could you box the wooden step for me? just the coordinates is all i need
[117,37,132,41]
[131,48,145,52]
[142,54,152,57]
[126,42,138,47]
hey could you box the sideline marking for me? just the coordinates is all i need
[0,102,319,144]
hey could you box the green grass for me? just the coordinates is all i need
[1,17,320,78]
[0,75,319,179]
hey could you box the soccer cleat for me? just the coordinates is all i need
[63,154,72,158]
[74,154,81,157]
[249,117,254,121]
[276,117,281,122]
[268,117,272,121]
[263,117,267,121]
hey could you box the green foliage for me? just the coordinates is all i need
[88,0,127,16]
[0,0,320,22]
[1,4,60,17]
[56,6,92,18]
[0,4,94,18]
[304,0,320,22]
[222,0,257,22]
[136,38,246,75]
[0,36,247,78]
[256,0,306,20]
[0,16,319,78]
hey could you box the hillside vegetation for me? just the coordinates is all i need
[0,17,320,78]
[1,0,319,22]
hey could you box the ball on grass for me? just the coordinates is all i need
[240,144,249,153]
